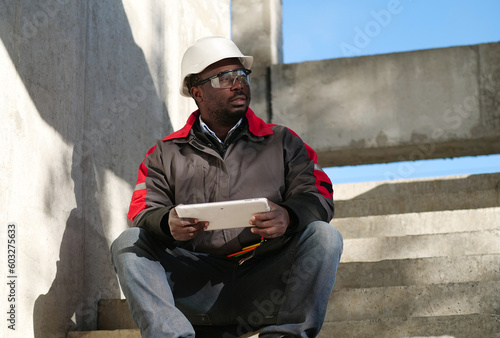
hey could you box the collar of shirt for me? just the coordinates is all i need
[199,116,243,144]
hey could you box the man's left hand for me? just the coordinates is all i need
[249,201,289,239]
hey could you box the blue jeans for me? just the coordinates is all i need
[111,221,343,338]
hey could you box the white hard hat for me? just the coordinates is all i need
[180,36,253,97]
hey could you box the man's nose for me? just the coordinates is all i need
[230,77,244,89]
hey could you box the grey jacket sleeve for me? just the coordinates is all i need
[278,127,334,233]
[128,140,176,243]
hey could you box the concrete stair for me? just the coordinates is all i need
[67,173,500,338]
[318,173,500,338]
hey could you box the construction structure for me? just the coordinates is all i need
[1,1,499,337]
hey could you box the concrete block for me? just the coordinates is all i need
[327,281,500,322]
[98,299,136,330]
[271,43,500,166]
[335,254,500,289]
[479,43,500,134]
[333,207,500,239]
[341,229,500,263]
[332,173,500,218]
[319,314,500,338]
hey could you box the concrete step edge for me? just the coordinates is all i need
[335,253,500,289]
[341,228,500,263]
[319,313,500,338]
[67,329,140,338]
[68,328,260,338]
[333,173,500,201]
[332,207,500,239]
[327,280,500,322]
[333,173,500,218]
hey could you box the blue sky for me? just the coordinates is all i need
[282,0,500,184]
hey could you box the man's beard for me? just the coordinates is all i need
[207,91,250,127]
[209,108,247,127]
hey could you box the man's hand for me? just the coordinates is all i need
[169,206,208,241]
[249,201,290,239]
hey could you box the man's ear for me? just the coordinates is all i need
[190,86,203,103]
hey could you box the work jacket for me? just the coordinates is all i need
[128,108,334,257]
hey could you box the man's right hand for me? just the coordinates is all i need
[169,206,208,241]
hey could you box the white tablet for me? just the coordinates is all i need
[175,198,270,230]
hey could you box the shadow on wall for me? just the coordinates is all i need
[1,0,171,336]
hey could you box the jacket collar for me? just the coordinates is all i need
[163,108,274,141]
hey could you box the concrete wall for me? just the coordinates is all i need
[271,42,500,167]
[232,0,283,122]
[0,1,229,337]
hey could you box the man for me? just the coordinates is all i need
[111,36,343,338]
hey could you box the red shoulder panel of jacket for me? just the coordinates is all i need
[127,144,157,222]
[162,108,274,141]
[246,108,274,137]
[163,111,200,141]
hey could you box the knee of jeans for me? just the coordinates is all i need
[306,221,343,257]
[110,227,141,261]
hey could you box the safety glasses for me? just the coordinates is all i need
[193,68,252,89]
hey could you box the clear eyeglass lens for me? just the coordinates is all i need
[212,70,251,88]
